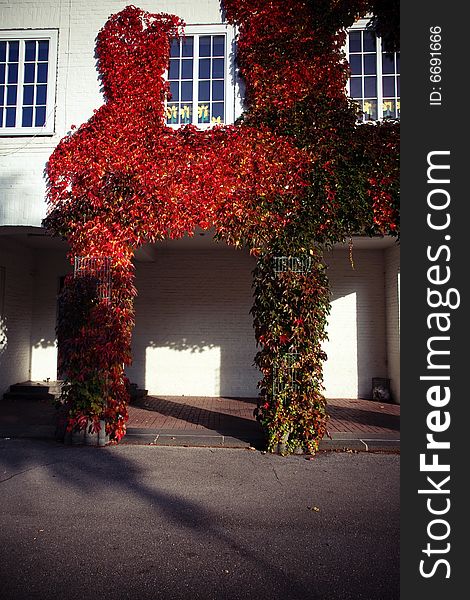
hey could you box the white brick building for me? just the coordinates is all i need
[0,0,400,402]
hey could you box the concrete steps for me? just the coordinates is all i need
[2,381,63,402]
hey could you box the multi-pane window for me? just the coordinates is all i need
[347,24,400,121]
[0,30,57,135]
[166,26,233,127]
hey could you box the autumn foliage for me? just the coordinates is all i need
[45,2,399,452]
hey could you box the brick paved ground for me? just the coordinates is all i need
[127,396,400,436]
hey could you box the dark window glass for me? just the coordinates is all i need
[199,36,211,57]
[37,63,48,83]
[199,58,210,79]
[181,81,192,102]
[7,63,18,84]
[170,39,180,58]
[6,85,17,105]
[23,84,34,105]
[363,32,376,52]
[0,64,5,84]
[382,53,395,74]
[0,84,4,104]
[181,59,193,79]
[38,40,49,61]
[181,36,193,57]
[397,76,400,96]
[35,105,46,126]
[212,58,224,79]
[198,80,210,101]
[8,41,19,62]
[396,54,400,71]
[349,55,362,75]
[349,31,361,52]
[0,107,3,126]
[382,76,395,97]
[212,36,224,57]
[36,84,47,105]
[169,81,179,101]
[22,106,33,126]
[350,78,362,98]
[24,63,35,83]
[212,102,224,121]
[212,80,224,101]
[6,106,16,126]
[25,41,36,61]
[364,54,376,75]
[0,42,6,62]
[364,76,377,98]
[168,60,179,80]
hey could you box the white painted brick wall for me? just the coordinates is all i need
[385,243,400,403]
[0,237,34,394]
[127,246,261,396]
[323,248,387,399]
[30,247,71,381]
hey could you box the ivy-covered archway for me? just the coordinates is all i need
[44,2,399,454]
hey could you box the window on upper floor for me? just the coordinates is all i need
[0,30,58,135]
[347,20,400,122]
[166,24,235,127]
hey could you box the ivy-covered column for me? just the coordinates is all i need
[57,247,136,443]
[251,249,331,454]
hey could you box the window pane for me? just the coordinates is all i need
[349,55,362,75]
[23,84,34,105]
[212,58,224,79]
[24,63,35,83]
[8,63,18,84]
[6,106,16,126]
[0,107,3,127]
[382,53,395,74]
[397,76,400,96]
[350,78,362,98]
[198,80,210,101]
[6,85,17,105]
[8,41,19,62]
[168,60,179,80]
[181,81,192,101]
[37,63,48,83]
[0,64,5,85]
[181,59,193,79]
[349,31,361,52]
[199,58,210,79]
[212,102,224,122]
[182,36,193,57]
[35,105,46,126]
[25,41,36,61]
[179,104,192,124]
[212,36,224,57]
[170,39,180,58]
[198,103,210,123]
[166,103,178,123]
[396,54,400,72]
[199,36,211,57]
[36,84,47,105]
[383,100,396,118]
[382,76,395,97]
[364,76,377,98]
[0,42,6,62]
[22,106,33,126]
[38,40,49,61]
[0,85,4,104]
[212,80,224,101]
[363,32,376,52]
[169,81,179,101]
[364,54,376,75]
[363,99,377,120]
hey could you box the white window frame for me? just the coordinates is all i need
[165,23,236,129]
[346,18,400,122]
[0,29,58,136]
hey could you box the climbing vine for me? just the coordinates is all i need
[44,2,399,452]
